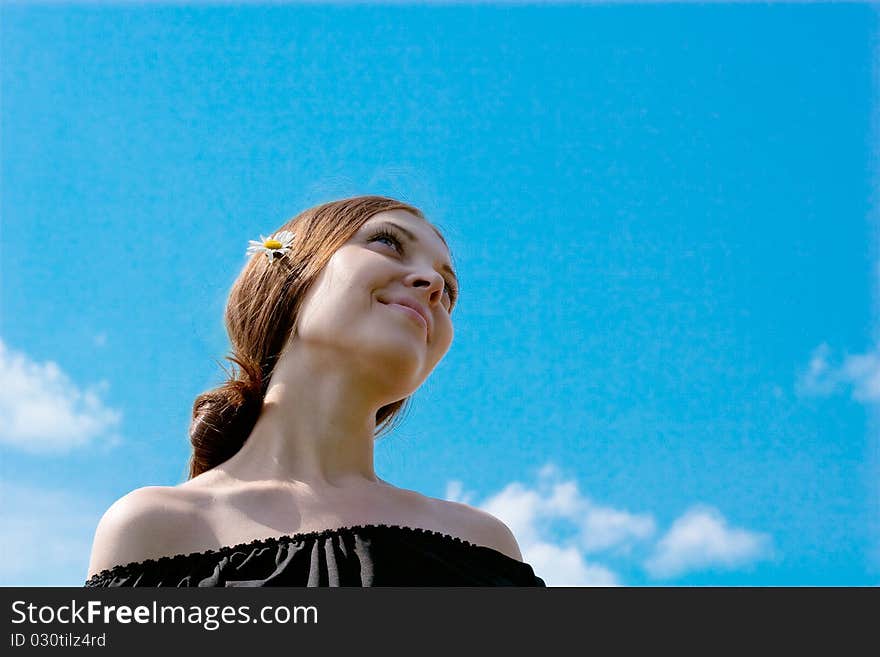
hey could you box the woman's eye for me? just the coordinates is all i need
[370,231,403,252]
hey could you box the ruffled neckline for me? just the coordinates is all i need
[86,523,523,585]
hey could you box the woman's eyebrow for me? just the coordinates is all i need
[373,221,458,286]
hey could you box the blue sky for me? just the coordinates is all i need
[1,2,878,586]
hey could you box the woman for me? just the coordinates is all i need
[84,195,545,587]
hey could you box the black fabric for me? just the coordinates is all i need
[83,523,546,587]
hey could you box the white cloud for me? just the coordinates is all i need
[643,504,775,579]
[448,464,774,585]
[0,480,104,586]
[448,463,655,585]
[444,480,475,506]
[481,464,656,554]
[523,541,620,587]
[578,504,657,555]
[0,338,123,454]
[797,342,880,403]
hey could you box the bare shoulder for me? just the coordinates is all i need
[435,498,524,562]
[86,486,197,579]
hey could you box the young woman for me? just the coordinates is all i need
[85,195,545,586]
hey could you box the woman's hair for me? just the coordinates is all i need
[186,195,448,480]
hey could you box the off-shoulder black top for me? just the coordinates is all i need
[83,523,547,587]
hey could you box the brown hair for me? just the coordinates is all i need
[186,195,449,480]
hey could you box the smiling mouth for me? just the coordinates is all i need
[380,301,428,337]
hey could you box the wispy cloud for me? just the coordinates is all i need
[796,342,880,403]
[447,464,645,585]
[643,504,775,579]
[520,541,620,587]
[447,469,618,585]
[0,338,123,454]
[448,463,774,586]
[471,471,624,586]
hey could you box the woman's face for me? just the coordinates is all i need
[291,209,457,399]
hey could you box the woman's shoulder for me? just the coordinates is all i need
[430,497,524,562]
[86,486,200,580]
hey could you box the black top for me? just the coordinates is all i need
[83,523,547,587]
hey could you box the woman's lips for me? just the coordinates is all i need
[382,302,428,336]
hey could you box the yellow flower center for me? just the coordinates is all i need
[264,239,283,249]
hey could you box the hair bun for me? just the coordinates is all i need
[187,353,265,478]
[223,354,264,404]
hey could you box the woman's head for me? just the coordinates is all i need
[187,195,458,480]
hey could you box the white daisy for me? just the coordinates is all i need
[246,230,296,263]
